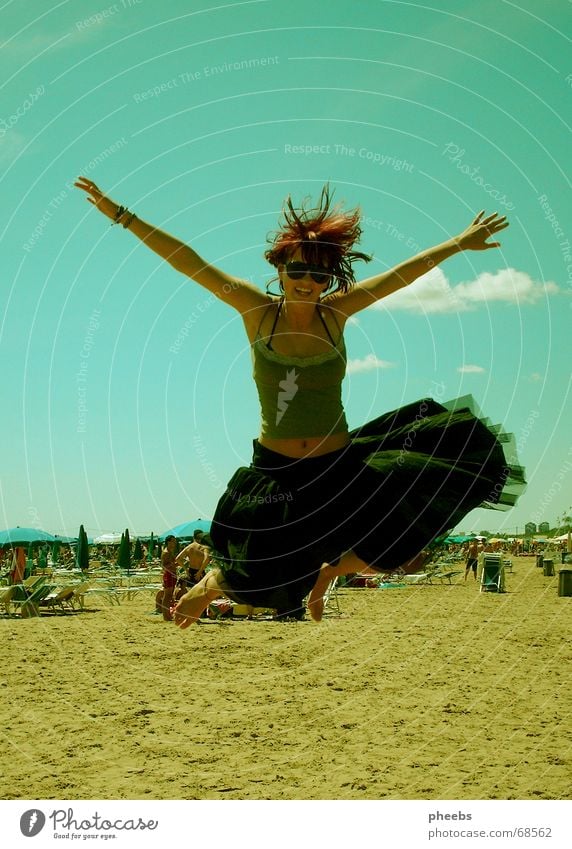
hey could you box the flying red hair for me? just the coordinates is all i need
[264,185,371,293]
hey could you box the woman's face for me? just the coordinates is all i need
[278,248,332,302]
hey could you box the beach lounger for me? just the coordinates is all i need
[10,584,57,617]
[323,577,342,616]
[402,572,433,585]
[68,581,93,610]
[0,585,17,615]
[39,586,77,613]
[21,574,48,591]
[83,583,121,605]
[432,570,463,585]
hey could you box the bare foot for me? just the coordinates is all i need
[173,570,224,630]
[308,564,336,622]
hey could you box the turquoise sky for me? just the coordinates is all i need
[1,0,570,538]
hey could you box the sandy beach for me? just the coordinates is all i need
[1,555,570,801]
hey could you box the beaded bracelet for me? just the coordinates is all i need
[112,205,127,225]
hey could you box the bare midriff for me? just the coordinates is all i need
[258,431,351,458]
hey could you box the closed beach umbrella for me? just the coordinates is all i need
[51,539,60,565]
[76,524,89,572]
[12,547,27,584]
[133,537,143,562]
[147,532,155,562]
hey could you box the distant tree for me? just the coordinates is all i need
[117,529,132,572]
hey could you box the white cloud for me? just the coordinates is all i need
[374,267,559,314]
[346,354,395,374]
[0,29,78,60]
[0,131,28,164]
[457,364,486,374]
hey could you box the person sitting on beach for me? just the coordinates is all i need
[75,178,525,628]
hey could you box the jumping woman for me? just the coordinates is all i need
[74,179,525,627]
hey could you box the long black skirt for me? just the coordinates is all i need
[210,396,525,613]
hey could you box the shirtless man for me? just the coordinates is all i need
[464,538,479,582]
[175,540,211,591]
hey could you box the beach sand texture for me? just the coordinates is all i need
[1,556,570,800]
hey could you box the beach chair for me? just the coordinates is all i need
[402,572,433,585]
[0,585,17,615]
[83,581,121,606]
[10,584,56,617]
[480,554,505,593]
[432,570,463,585]
[323,577,342,616]
[39,585,77,613]
[21,574,47,591]
[68,581,93,610]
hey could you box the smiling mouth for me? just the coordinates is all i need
[294,287,312,295]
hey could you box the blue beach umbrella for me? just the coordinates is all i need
[159,519,211,541]
[444,534,477,544]
[0,527,56,545]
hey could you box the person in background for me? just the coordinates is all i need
[11,546,27,585]
[158,535,178,621]
[174,537,211,601]
[464,538,479,582]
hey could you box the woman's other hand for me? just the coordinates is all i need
[457,210,509,251]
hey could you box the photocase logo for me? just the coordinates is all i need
[276,368,299,425]
[20,809,46,837]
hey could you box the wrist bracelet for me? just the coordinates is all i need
[112,205,126,224]
[122,212,136,229]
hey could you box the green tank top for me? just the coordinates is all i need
[251,300,348,439]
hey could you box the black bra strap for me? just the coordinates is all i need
[262,300,340,351]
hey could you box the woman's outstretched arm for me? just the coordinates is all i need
[74,176,268,315]
[328,210,509,317]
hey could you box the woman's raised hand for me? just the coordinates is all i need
[456,210,509,251]
[74,176,120,221]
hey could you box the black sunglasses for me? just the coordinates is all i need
[284,262,332,285]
